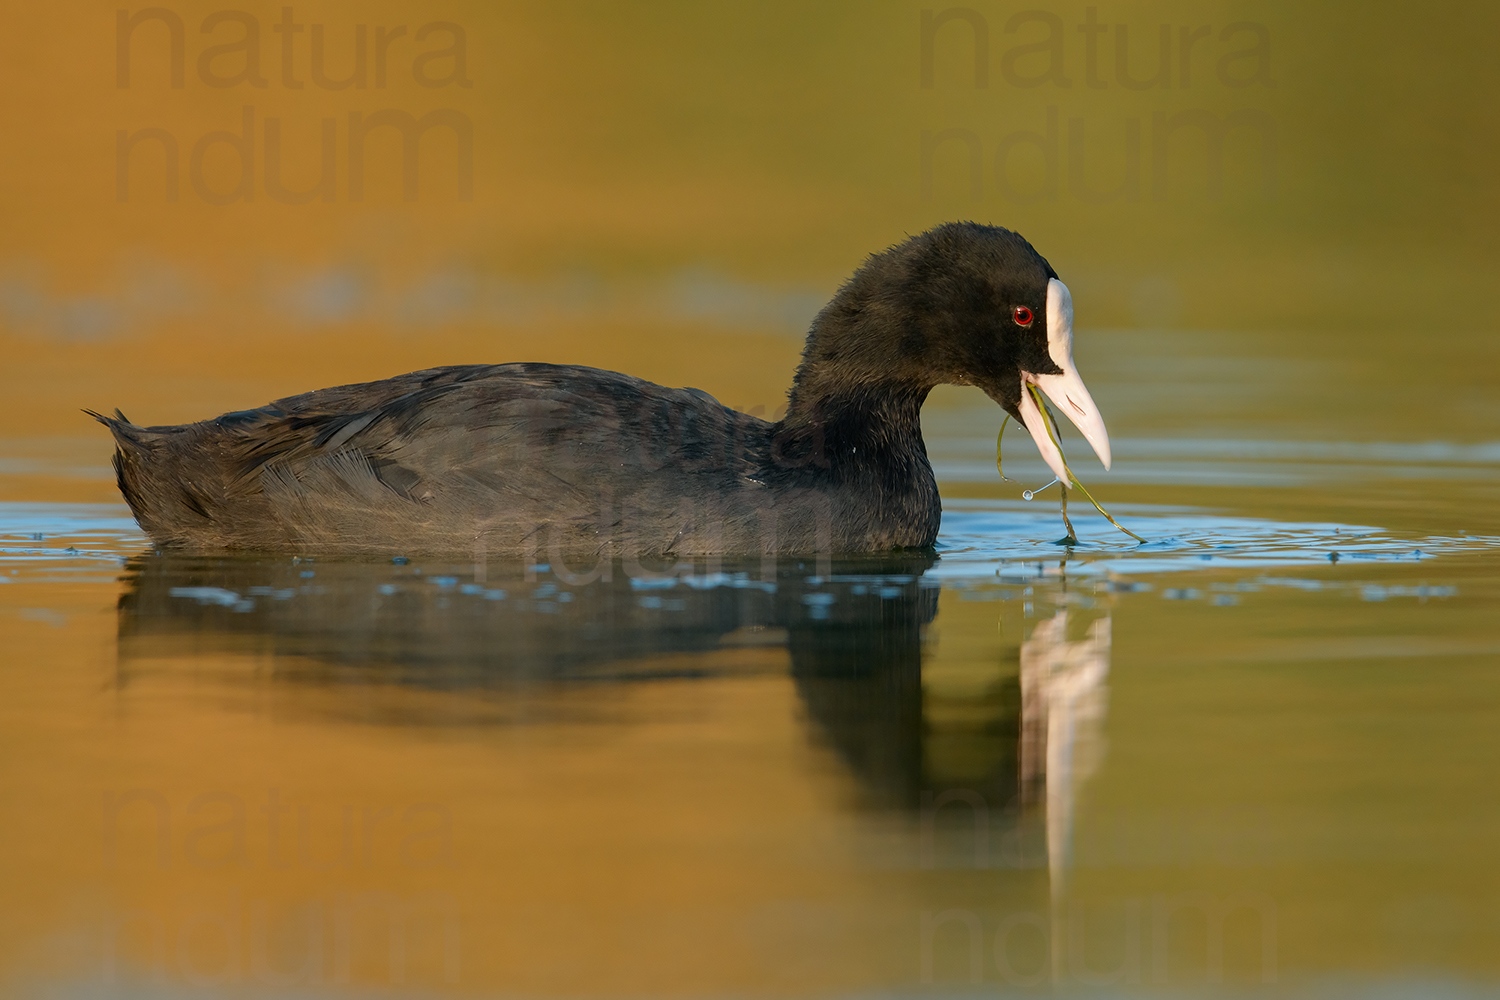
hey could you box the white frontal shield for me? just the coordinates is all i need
[1018,279,1113,483]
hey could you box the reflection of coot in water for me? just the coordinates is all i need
[788,585,1023,812]
[117,552,933,682]
[117,551,1028,811]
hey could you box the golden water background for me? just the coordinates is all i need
[2,2,1500,995]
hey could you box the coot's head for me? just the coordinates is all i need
[802,221,1111,481]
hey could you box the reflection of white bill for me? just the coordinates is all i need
[1019,611,1111,896]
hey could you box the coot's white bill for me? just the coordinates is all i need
[1018,278,1112,483]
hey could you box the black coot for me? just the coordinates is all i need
[91,222,1113,556]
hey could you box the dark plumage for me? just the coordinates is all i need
[91,222,1111,556]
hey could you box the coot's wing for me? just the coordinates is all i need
[213,363,770,552]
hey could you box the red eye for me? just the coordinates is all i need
[1013,305,1034,327]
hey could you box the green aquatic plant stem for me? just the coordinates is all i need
[995,415,1013,481]
[1059,480,1077,544]
[1022,383,1147,544]
[1068,472,1143,541]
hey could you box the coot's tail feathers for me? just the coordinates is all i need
[84,408,190,542]
[84,408,147,445]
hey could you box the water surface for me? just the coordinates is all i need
[5,0,1500,992]
[3,374,1498,995]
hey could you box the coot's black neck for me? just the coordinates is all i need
[772,374,934,484]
